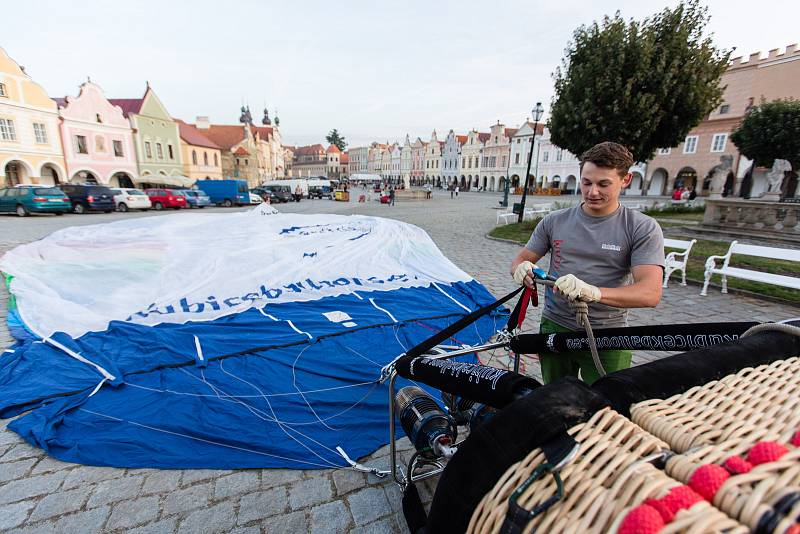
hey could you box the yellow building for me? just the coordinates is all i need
[0,47,66,186]
[175,119,223,180]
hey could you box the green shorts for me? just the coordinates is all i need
[538,317,631,385]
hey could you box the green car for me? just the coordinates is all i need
[0,186,70,216]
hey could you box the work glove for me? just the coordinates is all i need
[554,274,601,303]
[513,261,535,286]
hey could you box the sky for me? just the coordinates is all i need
[4,0,798,147]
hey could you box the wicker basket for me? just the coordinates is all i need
[467,408,747,533]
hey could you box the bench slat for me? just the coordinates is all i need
[664,238,693,250]
[730,243,800,262]
[711,266,800,289]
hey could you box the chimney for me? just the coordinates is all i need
[768,48,779,59]
[786,44,797,55]
[748,52,761,63]
[196,116,210,129]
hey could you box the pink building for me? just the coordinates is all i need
[55,81,138,186]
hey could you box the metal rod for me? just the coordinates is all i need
[420,340,508,360]
[388,372,406,488]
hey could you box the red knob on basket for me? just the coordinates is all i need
[790,431,800,447]
[747,441,789,465]
[723,455,753,474]
[784,524,800,534]
[688,464,730,501]
[618,504,665,534]
[646,485,704,522]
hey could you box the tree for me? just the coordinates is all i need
[731,99,800,172]
[549,0,730,163]
[326,129,347,151]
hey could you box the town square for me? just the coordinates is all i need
[1,1,800,533]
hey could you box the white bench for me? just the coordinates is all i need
[496,208,516,225]
[523,203,552,221]
[663,238,697,288]
[701,240,800,296]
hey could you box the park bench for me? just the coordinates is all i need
[496,203,552,225]
[663,238,697,288]
[700,240,800,296]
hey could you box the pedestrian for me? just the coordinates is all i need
[510,141,665,385]
[455,185,459,197]
[389,186,395,206]
[450,185,454,199]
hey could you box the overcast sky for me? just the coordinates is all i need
[5,0,798,147]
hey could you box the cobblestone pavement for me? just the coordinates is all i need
[0,191,797,533]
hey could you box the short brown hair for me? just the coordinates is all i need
[579,142,634,178]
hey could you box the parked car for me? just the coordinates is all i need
[250,187,273,203]
[308,186,333,199]
[110,188,151,212]
[59,184,116,214]
[248,192,264,205]
[261,185,293,203]
[179,189,212,208]
[195,179,249,207]
[145,188,187,210]
[0,186,70,216]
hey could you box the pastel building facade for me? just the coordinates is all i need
[175,119,223,180]
[424,131,443,185]
[55,81,138,186]
[411,138,426,184]
[348,146,369,175]
[391,144,402,183]
[460,130,489,191]
[0,47,66,186]
[480,122,516,192]
[442,130,467,187]
[508,121,544,190]
[400,135,412,185]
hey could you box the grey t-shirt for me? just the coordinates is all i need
[525,203,665,330]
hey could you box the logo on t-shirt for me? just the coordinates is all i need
[601,243,621,252]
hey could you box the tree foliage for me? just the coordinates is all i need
[326,129,347,151]
[731,99,800,172]
[549,0,730,163]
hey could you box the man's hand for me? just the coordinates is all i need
[513,261,535,287]
[554,274,601,303]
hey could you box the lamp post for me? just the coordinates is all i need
[517,102,544,223]
[501,136,513,208]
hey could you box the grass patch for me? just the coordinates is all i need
[490,220,800,303]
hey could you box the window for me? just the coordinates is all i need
[33,123,47,144]
[203,152,208,166]
[245,159,249,166]
[556,150,563,162]
[214,153,218,166]
[95,136,105,152]
[543,151,549,162]
[658,148,671,155]
[192,150,198,165]
[0,83,6,97]
[502,156,507,168]
[113,140,124,157]
[719,104,730,115]
[0,118,17,140]
[515,153,520,164]
[683,136,698,154]
[236,158,240,165]
[711,133,727,153]
[156,143,164,159]
[75,135,88,154]
[145,142,152,159]
[96,113,103,123]
[168,144,174,160]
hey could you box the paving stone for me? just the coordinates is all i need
[29,486,91,521]
[288,475,333,510]
[126,517,178,534]
[0,458,36,483]
[0,470,68,505]
[10,522,57,534]
[383,483,403,514]
[162,483,212,516]
[0,428,21,446]
[177,501,236,534]
[347,486,390,526]
[106,496,160,530]
[350,516,398,534]
[0,442,43,462]
[141,470,182,495]
[332,469,366,496]
[261,468,304,489]
[230,528,261,534]
[310,501,352,534]
[213,471,260,499]
[86,475,144,508]
[62,465,123,489]
[180,469,228,486]
[237,486,288,524]
[0,499,36,530]
[54,505,110,533]
[30,456,72,475]
[263,509,308,533]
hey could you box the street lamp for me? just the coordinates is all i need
[518,102,544,223]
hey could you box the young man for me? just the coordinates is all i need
[509,142,665,384]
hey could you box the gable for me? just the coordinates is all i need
[139,88,172,120]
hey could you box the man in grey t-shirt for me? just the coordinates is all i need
[509,142,664,384]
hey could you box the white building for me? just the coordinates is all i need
[391,143,402,183]
[424,130,443,186]
[442,130,466,187]
[508,121,543,191]
[401,135,412,186]
[460,130,490,191]
[348,146,369,175]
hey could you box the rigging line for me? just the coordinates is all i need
[217,360,349,467]
[432,282,472,313]
[291,344,337,432]
[197,366,341,468]
[77,408,343,469]
[125,379,377,398]
[343,345,383,368]
[369,298,397,323]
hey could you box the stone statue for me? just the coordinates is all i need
[708,155,734,199]
[767,159,792,192]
